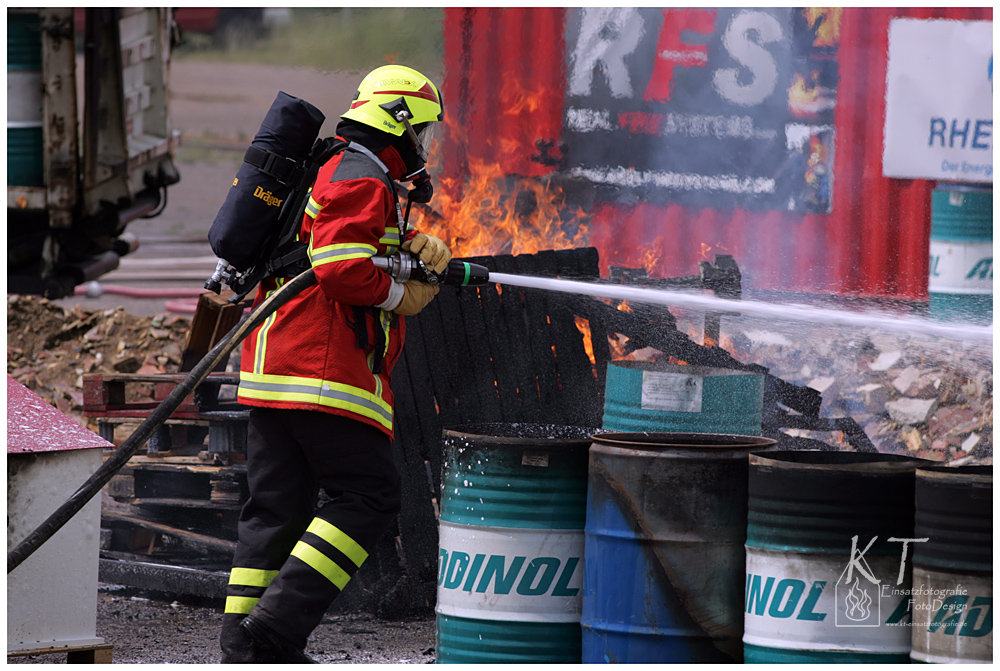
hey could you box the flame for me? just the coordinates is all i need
[803,8,842,47]
[412,158,590,257]
[574,317,597,366]
[617,301,633,313]
[844,576,873,621]
[414,84,588,259]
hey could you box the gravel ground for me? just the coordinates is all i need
[10,585,437,665]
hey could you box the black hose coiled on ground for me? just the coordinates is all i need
[7,269,318,574]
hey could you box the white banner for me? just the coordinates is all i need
[882,19,993,182]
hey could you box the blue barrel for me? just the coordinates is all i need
[928,186,993,324]
[436,423,595,663]
[583,431,777,663]
[910,466,992,664]
[8,10,45,187]
[603,361,764,436]
[744,451,929,663]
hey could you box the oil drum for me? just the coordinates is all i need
[910,465,992,663]
[744,451,928,663]
[583,431,776,663]
[436,423,594,663]
[602,361,764,436]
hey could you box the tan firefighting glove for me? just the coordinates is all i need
[392,280,440,316]
[402,233,451,274]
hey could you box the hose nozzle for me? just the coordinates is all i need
[372,253,490,287]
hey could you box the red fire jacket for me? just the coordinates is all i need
[237,141,418,439]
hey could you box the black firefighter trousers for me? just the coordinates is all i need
[220,408,401,662]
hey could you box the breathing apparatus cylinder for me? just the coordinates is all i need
[208,92,326,271]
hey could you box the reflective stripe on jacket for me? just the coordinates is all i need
[237,141,417,439]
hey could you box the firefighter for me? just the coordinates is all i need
[220,65,449,663]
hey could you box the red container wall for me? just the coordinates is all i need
[441,7,992,300]
[441,7,567,180]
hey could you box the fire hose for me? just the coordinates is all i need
[7,268,318,574]
[7,253,490,574]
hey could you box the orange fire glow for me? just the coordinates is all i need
[411,156,590,258]
[574,317,599,379]
[803,8,842,47]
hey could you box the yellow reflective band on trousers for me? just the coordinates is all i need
[229,567,280,587]
[223,567,280,614]
[290,541,351,590]
[305,518,368,567]
[238,372,393,431]
[308,241,377,268]
[224,596,260,614]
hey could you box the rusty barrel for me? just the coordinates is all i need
[436,423,594,664]
[582,432,776,663]
[744,451,928,663]
[603,361,765,436]
[910,465,992,663]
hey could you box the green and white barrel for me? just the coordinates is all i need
[8,9,45,187]
[744,451,928,663]
[436,423,594,664]
[928,186,993,324]
[911,466,992,664]
[603,361,764,436]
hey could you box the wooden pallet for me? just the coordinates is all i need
[83,372,247,453]
[8,643,113,663]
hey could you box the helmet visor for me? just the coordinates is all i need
[416,122,436,149]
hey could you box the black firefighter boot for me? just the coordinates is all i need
[240,613,318,664]
[220,613,281,663]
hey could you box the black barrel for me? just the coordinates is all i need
[744,451,928,663]
[910,466,992,664]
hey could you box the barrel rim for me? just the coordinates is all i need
[443,422,600,446]
[591,431,776,451]
[608,360,763,377]
[916,464,993,484]
[749,450,932,472]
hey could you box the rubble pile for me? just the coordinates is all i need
[6,295,993,465]
[7,295,192,428]
[738,325,992,465]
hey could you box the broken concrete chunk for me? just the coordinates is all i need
[742,330,794,347]
[855,382,890,413]
[891,366,923,394]
[961,433,981,453]
[886,398,939,425]
[808,376,837,394]
[870,350,902,371]
[903,426,925,453]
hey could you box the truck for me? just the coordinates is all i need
[8,7,181,298]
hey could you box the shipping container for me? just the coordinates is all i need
[437,7,992,302]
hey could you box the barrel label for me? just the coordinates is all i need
[436,522,583,622]
[910,567,992,663]
[744,546,911,652]
[929,240,993,293]
[641,371,703,412]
